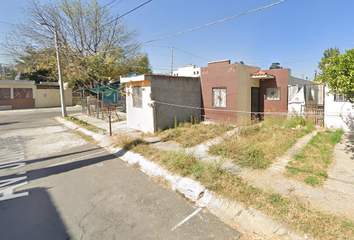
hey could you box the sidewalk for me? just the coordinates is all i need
[62,113,354,237]
[71,112,136,135]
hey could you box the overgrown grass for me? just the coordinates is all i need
[113,134,148,151]
[209,116,314,169]
[72,130,96,143]
[155,121,234,148]
[66,116,105,133]
[129,143,354,239]
[286,129,344,186]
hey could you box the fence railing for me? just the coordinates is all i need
[81,96,125,121]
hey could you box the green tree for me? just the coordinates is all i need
[318,47,340,72]
[6,0,152,87]
[316,48,354,102]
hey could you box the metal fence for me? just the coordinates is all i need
[81,96,125,121]
[288,84,325,126]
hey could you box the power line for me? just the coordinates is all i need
[99,0,152,30]
[0,21,16,26]
[145,0,260,39]
[174,47,211,62]
[142,0,286,44]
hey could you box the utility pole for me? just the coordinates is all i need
[38,22,67,117]
[170,46,173,76]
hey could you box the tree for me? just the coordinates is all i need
[317,47,340,72]
[6,0,152,87]
[316,48,354,102]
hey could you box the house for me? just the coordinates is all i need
[0,80,36,110]
[0,80,72,110]
[120,74,201,133]
[200,60,260,122]
[287,83,324,118]
[200,60,311,123]
[172,65,201,77]
[324,86,354,131]
[255,67,310,116]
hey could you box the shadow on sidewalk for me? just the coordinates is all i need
[345,131,354,160]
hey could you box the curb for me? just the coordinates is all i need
[56,117,305,239]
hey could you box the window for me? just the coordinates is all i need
[132,85,142,108]
[265,87,280,100]
[0,88,11,100]
[334,92,354,102]
[14,88,33,99]
[212,87,226,107]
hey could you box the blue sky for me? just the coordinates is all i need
[1,0,354,79]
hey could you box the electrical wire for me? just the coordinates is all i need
[94,0,152,32]
[0,21,16,26]
[94,0,285,55]
[145,0,260,39]
[142,0,286,44]
[123,93,340,117]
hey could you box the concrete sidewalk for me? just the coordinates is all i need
[61,114,306,239]
[62,113,354,237]
[71,112,136,135]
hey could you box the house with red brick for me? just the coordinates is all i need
[200,60,309,123]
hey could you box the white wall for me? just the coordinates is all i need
[324,86,354,131]
[173,65,201,77]
[122,75,155,133]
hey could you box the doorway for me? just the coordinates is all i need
[251,87,260,120]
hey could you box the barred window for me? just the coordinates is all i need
[265,87,281,101]
[0,88,11,100]
[212,87,226,107]
[132,85,142,108]
[334,92,354,102]
[14,88,33,99]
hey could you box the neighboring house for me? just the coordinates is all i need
[324,86,354,131]
[255,68,310,115]
[0,80,72,110]
[173,65,201,77]
[0,80,36,109]
[200,60,260,122]
[288,83,324,116]
[200,60,312,123]
[120,74,201,133]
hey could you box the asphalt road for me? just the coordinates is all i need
[0,107,242,240]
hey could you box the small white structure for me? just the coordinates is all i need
[324,86,354,131]
[120,74,201,133]
[172,65,201,77]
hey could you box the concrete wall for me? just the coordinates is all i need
[36,88,72,108]
[150,75,201,130]
[324,86,354,131]
[121,75,201,133]
[237,64,261,122]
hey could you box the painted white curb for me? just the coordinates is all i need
[57,117,304,239]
